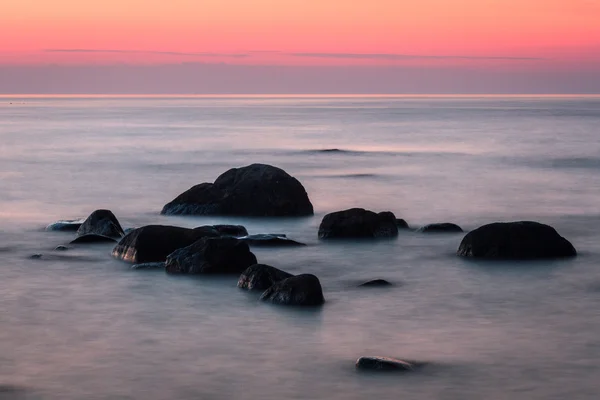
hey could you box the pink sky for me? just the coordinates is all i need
[1,0,599,93]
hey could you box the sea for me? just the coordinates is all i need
[1,95,600,400]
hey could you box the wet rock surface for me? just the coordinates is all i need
[318,208,398,239]
[457,221,577,259]
[161,163,314,216]
[237,264,294,291]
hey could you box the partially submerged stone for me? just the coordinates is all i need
[418,223,463,233]
[76,209,124,238]
[259,274,325,306]
[457,221,576,259]
[45,219,84,232]
[358,279,393,287]
[237,264,294,291]
[355,356,414,371]
[111,225,220,263]
[318,208,398,239]
[161,164,314,217]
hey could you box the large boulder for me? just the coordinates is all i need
[77,210,124,238]
[161,164,314,217]
[457,221,577,259]
[318,208,398,239]
[165,237,257,274]
[259,274,325,306]
[111,225,220,263]
[237,264,294,291]
[418,223,463,233]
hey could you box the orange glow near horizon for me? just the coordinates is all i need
[1,0,600,66]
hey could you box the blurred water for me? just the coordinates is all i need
[1,95,600,399]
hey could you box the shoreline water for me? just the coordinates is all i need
[1,95,600,399]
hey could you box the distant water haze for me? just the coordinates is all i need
[1,95,600,399]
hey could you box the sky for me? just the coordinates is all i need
[1,0,600,93]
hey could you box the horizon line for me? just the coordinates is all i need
[2,94,600,98]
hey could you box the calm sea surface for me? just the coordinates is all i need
[1,95,600,399]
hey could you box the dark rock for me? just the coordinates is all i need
[70,234,118,244]
[76,209,124,238]
[161,163,314,217]
[237,264,294,291]
[30,253,43,259]
[238,234,306,247]
[54,245,69,251]
[396,219,410,229]
[355,356,414,371]
[259,274,325,306]
[165,237,257,274]
[457,221,577,259]
[318,208,398,239]
[45,219,84,232]
[123,228,136,235]
[418,223,463,233]
[211,225,248,237]
[112,225,220,263]
[131,262,166,270]
[359,279,393,287]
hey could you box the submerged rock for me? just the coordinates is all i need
[418,223,463,233]
[161,163,314,217]
[237,264,294,291]
[318,208,398,239]
[457,221,576,259]
[111,225,220,263]
[54,245,69,251]
[131,262,166,270]
[30,253,43,259]
[76,209,124,238]
[259,274,325,306]
[238,234,306,247]
[358,279,393,287]
[165,237,257,274]
[70,234,117,244]
[46,219,84,232]
[355,356,414,371]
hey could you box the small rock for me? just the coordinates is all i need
[131,262,166,270]
[418,223,463,233]
[54,245,69,251]
[238,264,294,291]
[77,209,124,238]
[359,279,393,287]
[30,253,43,259]
[260,274,325,306]
[46,219,84,232]
[355,356,414,371]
